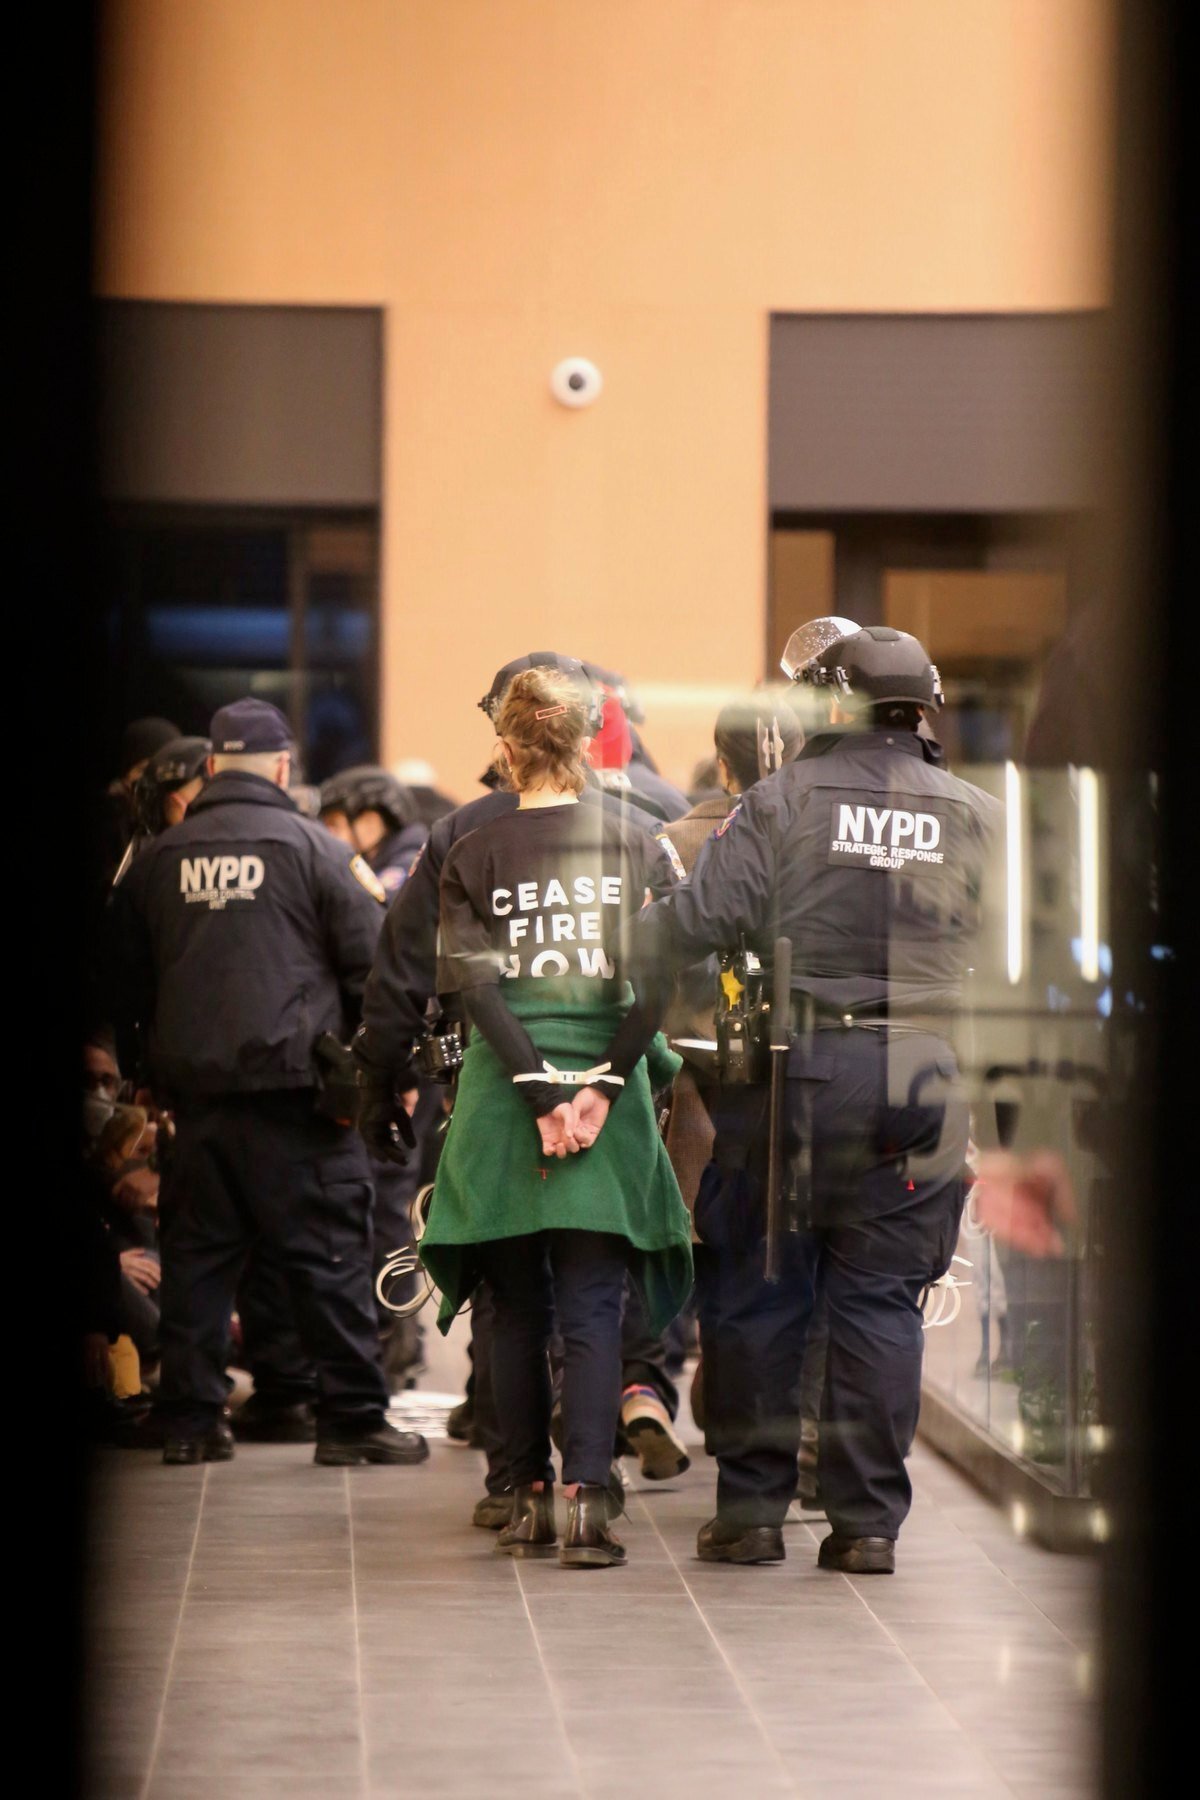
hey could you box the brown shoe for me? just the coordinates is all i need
[560,1485,627,1569]
[496,1485,557,1558]
[473,1490,514,1531]
[817,1533,895,1574]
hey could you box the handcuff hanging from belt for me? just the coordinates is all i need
[374,1012,465,1321]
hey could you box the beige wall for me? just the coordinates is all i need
[96,0,1113,798]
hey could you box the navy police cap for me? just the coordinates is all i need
[209,697,293,755]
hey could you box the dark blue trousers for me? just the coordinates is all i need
[237,1240,317,1407]
[159,1091,389,1436]
[695,1026,968,1539]
[468,1268,680,1494]
[477,1230,629,1489]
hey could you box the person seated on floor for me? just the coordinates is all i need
[91,1104,162,1374]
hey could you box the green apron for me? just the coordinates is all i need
[419,991,694,1335]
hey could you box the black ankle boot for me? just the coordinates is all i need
[163,1419,235,1465]
[561,1485,626,1569]
[496,1485,556,1557]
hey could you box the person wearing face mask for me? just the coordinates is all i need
[83,1034,123,1146]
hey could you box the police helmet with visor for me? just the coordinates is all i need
[798,625,944,711]
[779,616,861,683]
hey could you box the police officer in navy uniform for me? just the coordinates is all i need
[107,696,428,1468]
[633,626,999,1573]
[318,766,430,901]
[316,764,439,1388]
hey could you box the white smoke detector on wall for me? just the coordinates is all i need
[551,357,603,407]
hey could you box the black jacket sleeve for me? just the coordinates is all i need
[460,986,562,1117]
[357,827,446,1085]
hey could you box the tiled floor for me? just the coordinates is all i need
[84,1390,1096,1800]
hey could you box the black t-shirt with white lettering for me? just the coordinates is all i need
[437,799,669,1111]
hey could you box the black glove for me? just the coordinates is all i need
[356,1077,417,1166]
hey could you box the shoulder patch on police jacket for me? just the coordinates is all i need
[655,832,687,882]
[711,801,742,839]
[350,854,388,903]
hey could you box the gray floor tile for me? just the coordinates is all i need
[82,1413,1097,1799]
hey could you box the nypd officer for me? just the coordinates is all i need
[633,626,999,1573]
[316,764,438,1388]
[107,696,428,1468]
[318,765,430,901]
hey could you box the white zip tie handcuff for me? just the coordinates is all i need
[513,1060,625,1090]
[921,1255,973,1329]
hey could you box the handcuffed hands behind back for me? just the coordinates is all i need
[535,1089,611,1158]
[569,1087,611,1149]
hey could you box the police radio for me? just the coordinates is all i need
[714,944,771,1085]
[414,1016,464,1084]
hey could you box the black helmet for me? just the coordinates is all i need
[479,652,604,731]
[799,625,944,711]
[132,736,212,835]
[319,765,416,833]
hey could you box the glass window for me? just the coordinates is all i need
[101,510,379,783]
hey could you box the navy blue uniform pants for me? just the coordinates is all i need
[237,1241,317,1407]
[159,1091,389,1436]
[477,1230,629,1489]
[695,1026,968,1540]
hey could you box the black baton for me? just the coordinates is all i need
[764,937,793,1284]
